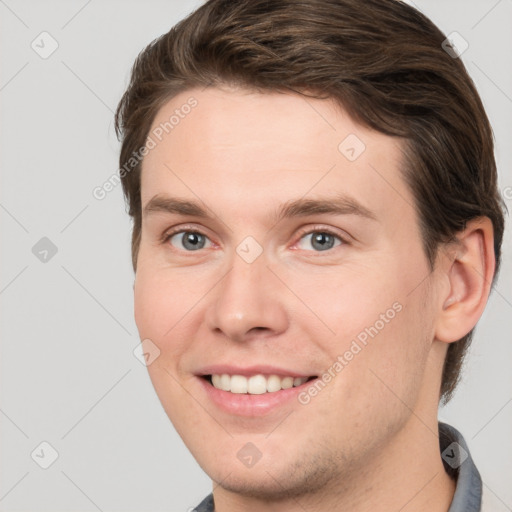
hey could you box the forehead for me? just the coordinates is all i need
[140,86,414,227]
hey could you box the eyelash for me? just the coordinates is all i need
[161,224,349,253]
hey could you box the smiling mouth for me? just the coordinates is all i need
[202,374,317,394]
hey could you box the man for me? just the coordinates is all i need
[115,0,506,510]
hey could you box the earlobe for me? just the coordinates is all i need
[435,217,495,344]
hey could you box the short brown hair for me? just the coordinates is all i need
[115,0,506,403]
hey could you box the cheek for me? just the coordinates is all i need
[133,268,196,415]
[340,292,433,422]
[133,267,189,367]
[133,263,215,372]
[134,271,167,339]
[286,263,400,347]
[296,258,433,401]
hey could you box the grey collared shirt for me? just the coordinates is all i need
[193,422,482,512]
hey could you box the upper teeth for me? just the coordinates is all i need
[211,374,309,394]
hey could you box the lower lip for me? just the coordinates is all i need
[197,376,316,416]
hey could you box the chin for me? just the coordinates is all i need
[194,441,343,502]
[207,469,304,500]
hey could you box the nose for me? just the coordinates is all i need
[204,250,289,343]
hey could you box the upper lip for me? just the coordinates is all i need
[195,364,317,378]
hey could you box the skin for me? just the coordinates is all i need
[134,85,495,511]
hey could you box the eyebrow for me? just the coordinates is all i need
[143,194,377,223]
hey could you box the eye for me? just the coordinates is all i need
[296,230,344,252]
[166,230,212,251]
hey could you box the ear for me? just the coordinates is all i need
[434,217,496,344]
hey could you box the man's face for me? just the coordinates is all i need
[135,86,444,497]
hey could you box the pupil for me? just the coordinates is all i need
[312,233,334,251]
[183,232,205,250]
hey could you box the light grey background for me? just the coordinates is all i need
[1,1,511,511]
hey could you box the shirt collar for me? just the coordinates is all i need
[440,422,482,512]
